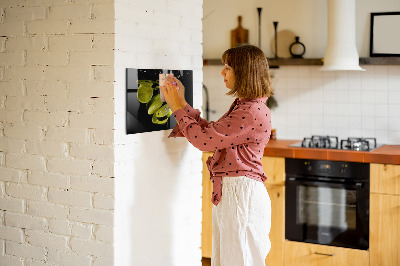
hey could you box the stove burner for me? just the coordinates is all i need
[301,135,339,149]
[340,137,377,151]
[294,136,379,151]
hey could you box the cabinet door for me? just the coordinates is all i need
[202,152,213,258]
[284,241,369,266]
[264,184,284,266]
[262,156,285,186]
[370,193,400,266]
[370,163,400,195]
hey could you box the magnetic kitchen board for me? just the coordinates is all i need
[126,68,193,135]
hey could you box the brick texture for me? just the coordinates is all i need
[47,250,92,266]
[0,226,24,243]
[5,241,47,261]
[27,200,69,219]
[48,188,91,208]
[0,0,204,265]
[69,207,113,226]
[25,229,69,251]
[0,0,116,260]
[5,212,48,231]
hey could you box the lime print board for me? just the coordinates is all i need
[126,68,193,134]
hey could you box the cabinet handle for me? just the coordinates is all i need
[314,252,335,257]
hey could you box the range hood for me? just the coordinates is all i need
[320,0,365,71]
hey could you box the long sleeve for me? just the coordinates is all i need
[168,104,211,137]
[169,97,271,206]
[172,105,257,152]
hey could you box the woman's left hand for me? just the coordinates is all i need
[160,75,185,113]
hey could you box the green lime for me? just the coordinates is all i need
[138,80,152,86]
[147,94,163,115]
[155,104,172,118]
[152,111,172,125]
[152,104,172,125]
[137,82,153,103]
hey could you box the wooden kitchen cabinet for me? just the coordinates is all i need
[264,184,285,266]
[202,152,213,258]
[284,241,369,266]
[370,193,400,266]
[370,163,400,266]
[262,156,285,266]
[201,153,286,266]
[261,156,285,185]
[370,163,400,195]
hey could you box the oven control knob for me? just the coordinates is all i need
[304,161,312,171]
[340,164,347,174]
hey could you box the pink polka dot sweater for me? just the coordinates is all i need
[168,97,272,206]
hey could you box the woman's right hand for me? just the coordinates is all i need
[167,75,187,108]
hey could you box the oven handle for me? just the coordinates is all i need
[286,177,364,189]
[314,252,335,257]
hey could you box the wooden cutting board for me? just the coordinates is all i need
[270,29,296,58]
[231,16,249,48]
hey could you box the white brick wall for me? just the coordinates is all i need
[5,241,47,261]
[47,250,92,266]
[0,0,115,265]
[1,0,204,264]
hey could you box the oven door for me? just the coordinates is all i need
[285,177,369,250]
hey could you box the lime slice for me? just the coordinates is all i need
[158,109,172,120]
[152,112,172,125]
[152,104,172,125]
[147,94,163,115]
[137,82,153,103]
[155,104,172,118]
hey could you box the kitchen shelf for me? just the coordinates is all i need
[203,57,400,67]
[268,58,323,67]
[359,57,400,65]
[203,58,323,67]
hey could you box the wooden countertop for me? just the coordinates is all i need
[263,139,400,165]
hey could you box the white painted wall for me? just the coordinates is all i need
[203,0,400,144]
[204,65,400,144]
[204,0,326,59]
[203,0,400,58]
[0,0,115,265]
[270,65,400,144]
[113,0,203,265]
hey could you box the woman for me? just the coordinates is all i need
[161,44,273,266]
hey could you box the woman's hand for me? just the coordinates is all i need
[172,75,187,108]
[160,75,186,113]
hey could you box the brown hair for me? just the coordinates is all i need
[221,44,273,99]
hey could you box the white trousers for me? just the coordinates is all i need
[212,176,271,266]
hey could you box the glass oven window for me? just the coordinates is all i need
[297,186,357,230]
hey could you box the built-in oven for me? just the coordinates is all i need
[285,158,369,250]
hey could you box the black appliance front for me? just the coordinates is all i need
[285,158,370,250]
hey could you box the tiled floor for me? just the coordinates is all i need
[202,257,211,266]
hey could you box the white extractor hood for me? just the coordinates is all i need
[320,0,365,71]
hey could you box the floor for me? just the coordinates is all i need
[202,257,211,266]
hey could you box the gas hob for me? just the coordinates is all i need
[289,135,383,151]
